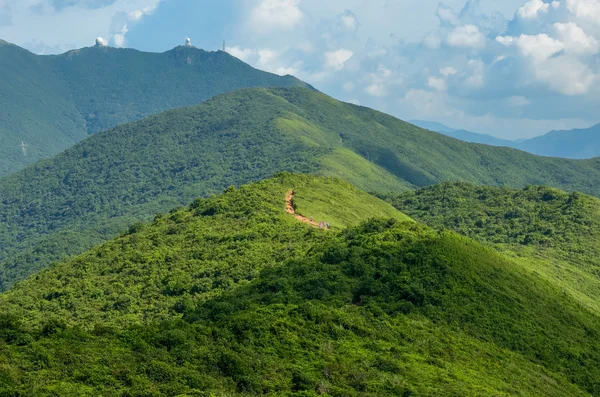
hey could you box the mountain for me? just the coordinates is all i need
[410,120,519,147]
[0,40,309,176]
[520,123,600,159]
[3,87,600,290]
[412,119,600,159]
[408,119,457,134]
[383,183,600,316]
[0,174,599,396]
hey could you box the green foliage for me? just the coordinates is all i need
[383,182,600,315]
[3,87,600,289]
[0,42,309,176]
[0,177,598,395]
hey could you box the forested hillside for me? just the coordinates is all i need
[0,174,599,396]
[0,40,309,176]
[2,87,600,290]
[384,183,600,315]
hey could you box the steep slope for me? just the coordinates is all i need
[0,41,309,176]
[0,175,599,396]
[520,124,600,159]
[384,183,600,315]
[3,87,600,289]
[0,41,86,176]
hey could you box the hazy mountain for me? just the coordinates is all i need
[409,119,457,134]
[520,123,600,159]
[0,174,598,396]
[1,87,600,290]
[0,40,309,176]
[412,119,600,159]
[410,120,519,148]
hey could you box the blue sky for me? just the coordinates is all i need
[1,0,599,139]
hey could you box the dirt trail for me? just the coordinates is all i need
[285,190,323,228]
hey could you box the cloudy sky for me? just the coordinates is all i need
[1,0,599,139]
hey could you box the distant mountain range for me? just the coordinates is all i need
[0,40,309,176]
[410,119,600,159]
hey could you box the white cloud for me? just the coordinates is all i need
[566,0,600,21]
[517,0,550,19]
[249,0,303,33]
[440,66,457,76]
[257,48,279,69]
[446,25,486,48]
[428,76,447,91]
[226,46,255,63]
[464,59,485,88]
[340,12,357,31]
[113,24,127,47]
[499,33,564,61]
[324,48,353,70]
[128,4,157,21]
[365,84,386,97]
[553,22,599,55]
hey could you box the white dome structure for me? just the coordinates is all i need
[185,38,192,47]
[95,37,107,47]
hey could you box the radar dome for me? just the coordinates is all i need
[95,37,106,47]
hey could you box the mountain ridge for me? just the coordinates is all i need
[0,40,310,176]
[1,174,599,395]
[2,87,600,290]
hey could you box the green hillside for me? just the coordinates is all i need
[384,183,600,315]
[3,87,600,290]
[1,174,599,396]
[0,41,309,176]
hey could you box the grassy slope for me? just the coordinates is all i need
[0,175,599,396]
[2,87,600,289]
[0,42,309,176]
[384,183,600,315]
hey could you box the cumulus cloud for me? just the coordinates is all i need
[249,0,303,33]
[428,76,447,91]
[566,0,600,21]
[517,0,550,19]
[110,2,158,47]
[446,24,486,48]
[226,45,255,63]
[553,22,599,54]
[324,49,353,70]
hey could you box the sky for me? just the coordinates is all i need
[1,0,599,139]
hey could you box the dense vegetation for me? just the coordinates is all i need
[0,40,309,176]
[0,174,599,396]
[3,87,600,289]
[383,183,600,315]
